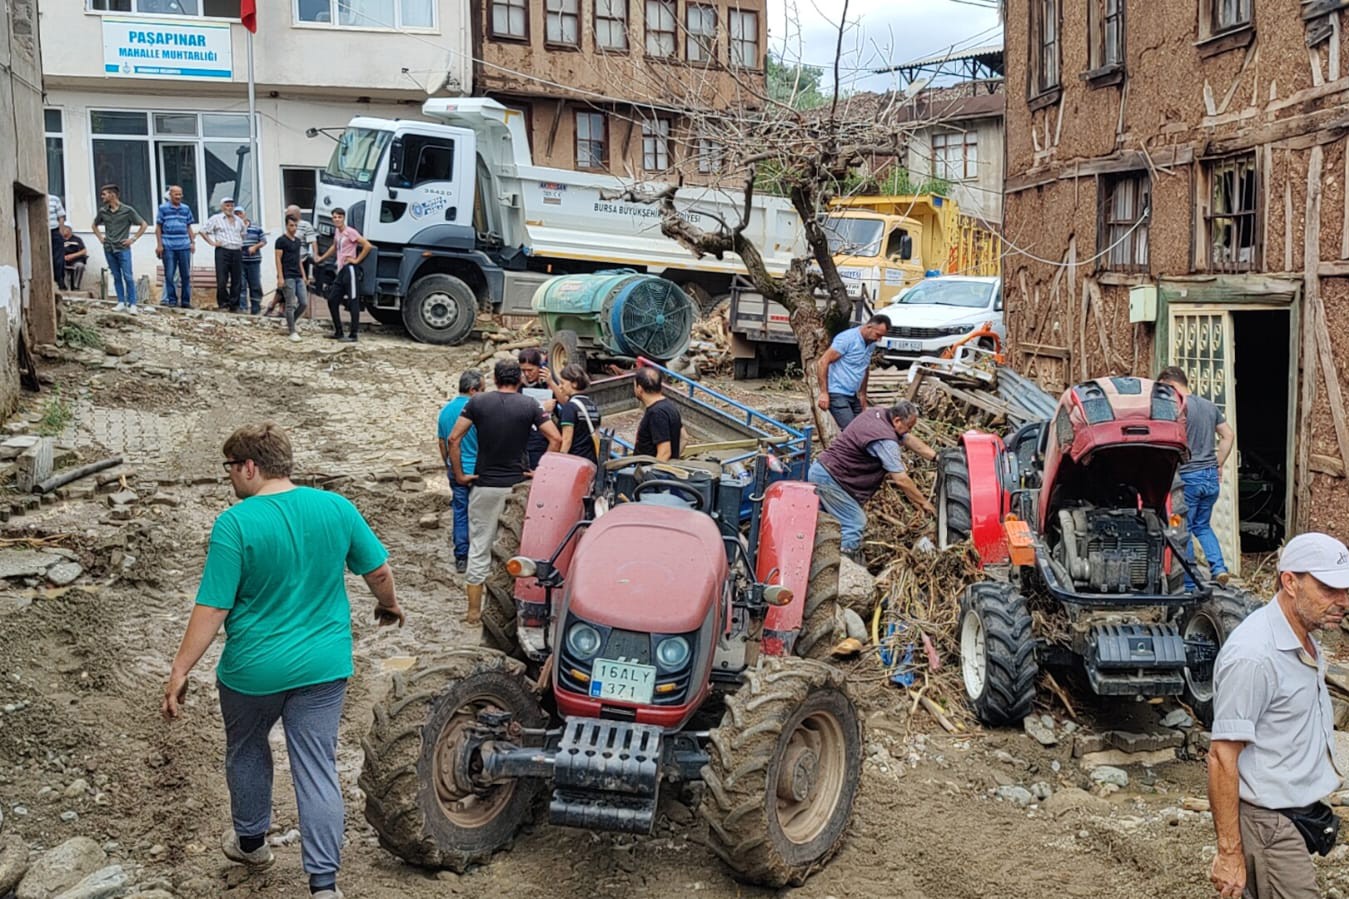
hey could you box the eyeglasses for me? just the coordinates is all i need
[222,459,247,471]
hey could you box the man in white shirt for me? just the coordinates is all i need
[199,197,247,312]
[48,195,66,288]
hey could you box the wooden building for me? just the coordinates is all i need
[1002,0,1349,570]
[472,0,768,182]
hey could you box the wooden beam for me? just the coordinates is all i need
[1005,145,1196,194]
[1285,173,1294,274]
[1319,259,1349,277]
[1343,136,1349,260]
[1019,342,1070,359]
[1297,145,1325,530]
[1313,296,1349,477]
[1311,453,1347,478]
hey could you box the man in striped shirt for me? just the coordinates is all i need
[156,185,196,308]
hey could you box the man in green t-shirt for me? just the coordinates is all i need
[161,423,403,899]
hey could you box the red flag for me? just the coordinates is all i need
[241,0,257,32]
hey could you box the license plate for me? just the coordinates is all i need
[317,222,333,235]
[589,659,656,704]
[886,338,922,352]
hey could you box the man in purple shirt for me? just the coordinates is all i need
[313,208,371,343]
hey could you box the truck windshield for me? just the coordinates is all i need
[823,216,884,257]
[898,280,995,308]
[322,127,393,189]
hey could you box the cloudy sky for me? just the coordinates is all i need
[764,0,1002,93]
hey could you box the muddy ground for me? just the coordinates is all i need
[0,300,1346,899]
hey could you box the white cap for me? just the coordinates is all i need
[1278,532,1349,589]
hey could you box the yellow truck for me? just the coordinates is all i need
[728,193,1002,378]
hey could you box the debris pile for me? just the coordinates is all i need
[668,304,732,378]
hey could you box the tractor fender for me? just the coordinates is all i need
[758,481,821,656]
[960,430,1010,565]
[515,453,595,605]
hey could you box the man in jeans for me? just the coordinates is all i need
[199,198,246,312]
[1158,366,1236,586]
[273,217,309,341]
[162,422,404,899]
[91,184,148,313]
[815,314,891,429]
[48,194,66,289]
[438,370,482,574]
[155,184,196,308]
[238,208,268,315]
[447,359,561,624]
[807,399,936,562]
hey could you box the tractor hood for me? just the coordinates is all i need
[565,502,727,633]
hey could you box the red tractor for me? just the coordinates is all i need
[358,448,861,887]
[935,376,1259,726]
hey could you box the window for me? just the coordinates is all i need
[89,0,243,17]
[1030,0,1060,96]
[931,131,978,181]
[1204,154,1258,272]
[45,109,65,208]
[546,0,579,46]
[281,167,319,223]
[697,136,723,174]
[90,109,256,222]
[595,0,628,50]
[1088,0,1124,71]
[296,0,434,29]
[1211,0,1252,33]
[403,135,456,186]
[645,0,676,58]
[687,5,716,63]
[1099,172,1150,272]
[576,111,607,170]
[489,0,527,38]
[642,119,671,171]
[729,9,759,68]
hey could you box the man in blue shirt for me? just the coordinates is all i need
[155,185,196,308]
[238,208,268,315]
[438,370,482,573]
[815,313,891,429]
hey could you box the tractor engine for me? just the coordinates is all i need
[1054,507,1166,593]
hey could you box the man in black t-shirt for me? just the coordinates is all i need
[272,217,309,341]
[633,366,683,460]
[447,359,562,624]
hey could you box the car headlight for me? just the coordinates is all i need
[655,636,691,669]
[942,325,975,336]
[566,622,602,659]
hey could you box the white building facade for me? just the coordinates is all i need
[41,0,470,297]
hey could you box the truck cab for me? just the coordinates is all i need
[823,209,924,307]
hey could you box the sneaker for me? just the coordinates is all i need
[1215,572,1231,587]
[113,302,126,312]
[340,335,357,343]
[289,332,302,342]
[455,558,467,574]
[326,333,343,340]
[311,890,344,899]
[126,305,139,315]
[221,830,274,868]
[160,301,178,308]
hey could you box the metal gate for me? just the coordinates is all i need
[1168,308,1240,576]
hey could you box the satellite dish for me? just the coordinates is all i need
[426,70,451,96]
[901,77,932,100]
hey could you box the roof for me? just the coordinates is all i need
[894,43,1005,71]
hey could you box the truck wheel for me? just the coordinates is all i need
[732,355,761,381]
[367,305,404,328]
[936,448,973,549]
[794,513,843,660]
[958,582,1037,726]
[402,274,477,345]
[548,329,585,374]
[481,483,530,658]
[359,649,546,871]
[700,657,862,887]
[1181,588,1260,726]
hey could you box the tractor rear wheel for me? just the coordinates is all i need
[700,657,862,887]
[548,329,585,374]
[794,513,843,660]
[1181,588,1261,725]
[359,648,546,871]
[958,582,1037,726]
[936,448,973,549]
[481,483,530,658]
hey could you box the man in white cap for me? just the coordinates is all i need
[1208,532,1349,898]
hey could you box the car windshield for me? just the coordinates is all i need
[321,127,393,189]
[823,216,884,257]
[898,280,995,308]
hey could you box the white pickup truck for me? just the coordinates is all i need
[315,98,806,344]
[873,275,1004,364]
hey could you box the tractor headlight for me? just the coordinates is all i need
[565,622,602,659]
[655,636,691,669]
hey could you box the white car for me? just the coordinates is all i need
[873,275,1004,364]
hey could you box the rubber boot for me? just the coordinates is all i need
[465,583,483,626]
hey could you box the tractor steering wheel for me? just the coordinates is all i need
[632,478,707,511]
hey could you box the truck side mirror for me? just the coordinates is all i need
[900,234,913,260]
[384,138,404,186]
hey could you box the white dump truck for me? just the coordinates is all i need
[315,97,805,344]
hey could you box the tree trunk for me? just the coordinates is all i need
[786,287,838,446]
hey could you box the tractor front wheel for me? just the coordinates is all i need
[359,648,546,871]
[794,513,843,660]
[700,657,862,887]
[1181,588,1262,725]
[936,448,973,549]
[958,582,1037,726]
